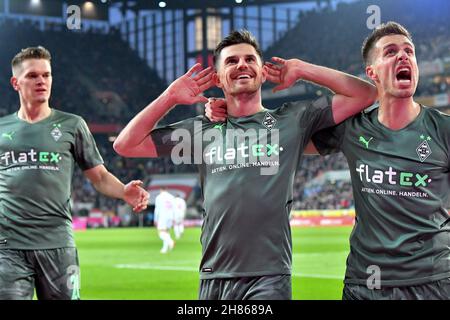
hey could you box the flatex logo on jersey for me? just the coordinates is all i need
[170,121,282,175]
[356,162,432,199]
[0,149,62,172]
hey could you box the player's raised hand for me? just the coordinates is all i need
[123,180,149,213]
[265,57,304,93]
[167,63,215,105]
[205,97,227,122]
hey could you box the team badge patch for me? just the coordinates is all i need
[51,125,62,141]
[416,139,431,162]
[262,112,276,131]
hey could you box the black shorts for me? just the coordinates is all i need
[342,278,450,300]
[199,274,292,300]
[0,248,80,300]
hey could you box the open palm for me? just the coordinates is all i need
[265,57,302,93]
[123,180,149,213]
[168,63,216,105]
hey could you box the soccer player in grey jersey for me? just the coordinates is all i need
[113,30,377,300]
[311,22,450,299]
[0,46,149,300]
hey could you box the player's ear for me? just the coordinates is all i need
[10,76,19,91]
[262,63,268,84]
[213,72,223,89]
[365,65,378,83]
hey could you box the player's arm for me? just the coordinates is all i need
[265,57,377,124]
[83,164,149,212]
[113,63,215,158]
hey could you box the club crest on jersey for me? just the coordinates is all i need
[262,112,276,131]
[416,135,432,162]
[51,124,62,141]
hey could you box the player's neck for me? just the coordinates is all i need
[225,91,264,117]
[18,101,52,123]
[378,96,420,130]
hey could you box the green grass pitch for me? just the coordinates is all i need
[75,226,352,300]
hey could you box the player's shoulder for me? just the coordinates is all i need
[52,109,85,125]
[0,112,19,125]
[351,103,378,122]
[422,105,450,132]
[276,95,332,114]
[156,114,206,132]
[422,105,450,119]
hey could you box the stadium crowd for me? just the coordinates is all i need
[1,0,449,223]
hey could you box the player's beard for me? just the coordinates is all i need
[229,80,260,96]
[389,80,417,99]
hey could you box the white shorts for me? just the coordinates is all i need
[156,217,173,230]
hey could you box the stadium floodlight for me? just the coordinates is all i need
[30,0,41,6]
[235,0,243,3]
[159,1,167,8]
[83,1,94,11]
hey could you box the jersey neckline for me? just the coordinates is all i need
[15,108,55,125]
[225,107,269,122]
[371,104,425,133]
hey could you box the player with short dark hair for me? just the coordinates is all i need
[0,46,149,300]
[311,21,450,299]
[113,30,377,299]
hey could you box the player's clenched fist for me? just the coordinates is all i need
[205,97,227,122]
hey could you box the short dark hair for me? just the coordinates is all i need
[213,29,263,68]
[11,46,51,75]
[361,21,412,65]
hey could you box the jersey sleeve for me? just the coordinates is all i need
[279,95,335,148]
[311,121,346,155]
[289,95,335,132]
[150,116,203,157]
[73,117,104,170]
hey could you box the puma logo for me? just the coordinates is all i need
[359,136,373,149]
[2,131,15,141]
[213,124,225,132]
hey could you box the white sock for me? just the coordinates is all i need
[174,225,181,239]
[159,231,170,252]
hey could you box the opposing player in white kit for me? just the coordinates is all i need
[154,187,175,253]
[173,195,187,240]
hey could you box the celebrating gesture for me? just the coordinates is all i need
[166,63,215,105]
[113,63,215,157]
[264,56,307,93]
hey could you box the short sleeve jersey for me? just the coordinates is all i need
[0,109,104,249]
[313,105,450,286]
[151,96,334,279]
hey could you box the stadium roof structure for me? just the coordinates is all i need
[70,0,325,10]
